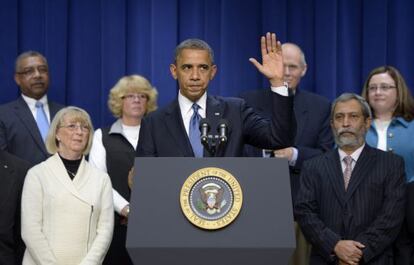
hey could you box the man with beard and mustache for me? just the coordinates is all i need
[295,93,406,265]
[0,51,64,165]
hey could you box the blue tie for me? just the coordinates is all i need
[189,103,203,157]
[35,101,49,142]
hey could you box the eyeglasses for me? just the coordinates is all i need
[368,84,396,92]
[16,65,49,78]
[122,94,147,101]
[60,123,90,132]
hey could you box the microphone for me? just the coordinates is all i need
[199,118,210,144]
[217,119,229,143]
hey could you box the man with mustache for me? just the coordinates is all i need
[0,51,64,165]
[295,93,406,265]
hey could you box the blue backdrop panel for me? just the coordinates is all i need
[0,0,413,128]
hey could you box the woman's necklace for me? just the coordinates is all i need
[67,169,77,179]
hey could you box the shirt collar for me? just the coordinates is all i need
[338,143,365,162]
[178,90,207,114]
[21,94,48,110]
[393,116,410,128]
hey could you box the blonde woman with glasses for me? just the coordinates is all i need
[89,75,157,265]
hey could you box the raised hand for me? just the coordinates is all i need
[249,32,284,87]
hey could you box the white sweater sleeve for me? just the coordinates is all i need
[89,128,129,215]
[89,129,107,173]
[21,169,57,265]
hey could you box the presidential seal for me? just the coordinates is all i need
[180,167,243,230]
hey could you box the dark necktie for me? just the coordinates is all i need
[189,103,203,157]
[35,101,49,142]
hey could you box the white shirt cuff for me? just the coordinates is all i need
[289,147,298,166]
[113,189,129,214]
[271,84,289,96]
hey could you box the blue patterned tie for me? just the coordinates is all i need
[35,101,49,142]
[189,103,203,157]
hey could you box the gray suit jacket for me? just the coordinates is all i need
[295,145,406,265]
[0,96,64,165]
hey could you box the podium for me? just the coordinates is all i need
[126,157,295,265]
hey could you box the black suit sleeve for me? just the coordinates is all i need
[242,92,295,149]
[355,156,406,263]
[0,151,31,265]
[294,102,333,168]
[407,181,414,234]
[136,116,157,157]
[0,116,8,151]
[294,160,341,262]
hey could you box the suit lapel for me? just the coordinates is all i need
[49,101,60,119]
[345,145,375,201]
[293,91,308,144]
[14,97,47,154]
[47,154,91,204]
[324,150,347,206]
[163,100,194,156]
[206,96,226,157]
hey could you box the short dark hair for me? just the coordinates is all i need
[15,51,48,72]
[173,38,215,64]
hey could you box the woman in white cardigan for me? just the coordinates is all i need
[21,106,114,265]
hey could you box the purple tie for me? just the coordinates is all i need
[343,156,353,190]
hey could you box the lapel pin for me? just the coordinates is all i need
[214,112,220,116]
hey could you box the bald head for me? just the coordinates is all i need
[282,43,306,66]
[281,43,307,90]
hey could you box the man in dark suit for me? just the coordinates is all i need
[0,150,31,265]
[295,93,406,265]
[137,33,295,157]
[240,43,333,265]
[240,42,333,202]
[0,51,64,165]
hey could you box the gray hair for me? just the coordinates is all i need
[173,38,215,64]
[15,51,48,72]
[46,106,94,155]
[331,93,372,120]
[282,43,307,66]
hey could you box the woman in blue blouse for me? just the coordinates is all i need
[361,66,414,264]
[361,66,414,182]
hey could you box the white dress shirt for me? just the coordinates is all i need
[373,119,391,151]
[338,144,365,173]
[178,85,289,137]
[89,119,140,214]
[21,94,51,122]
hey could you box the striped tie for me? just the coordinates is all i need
[343,156,353,190]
